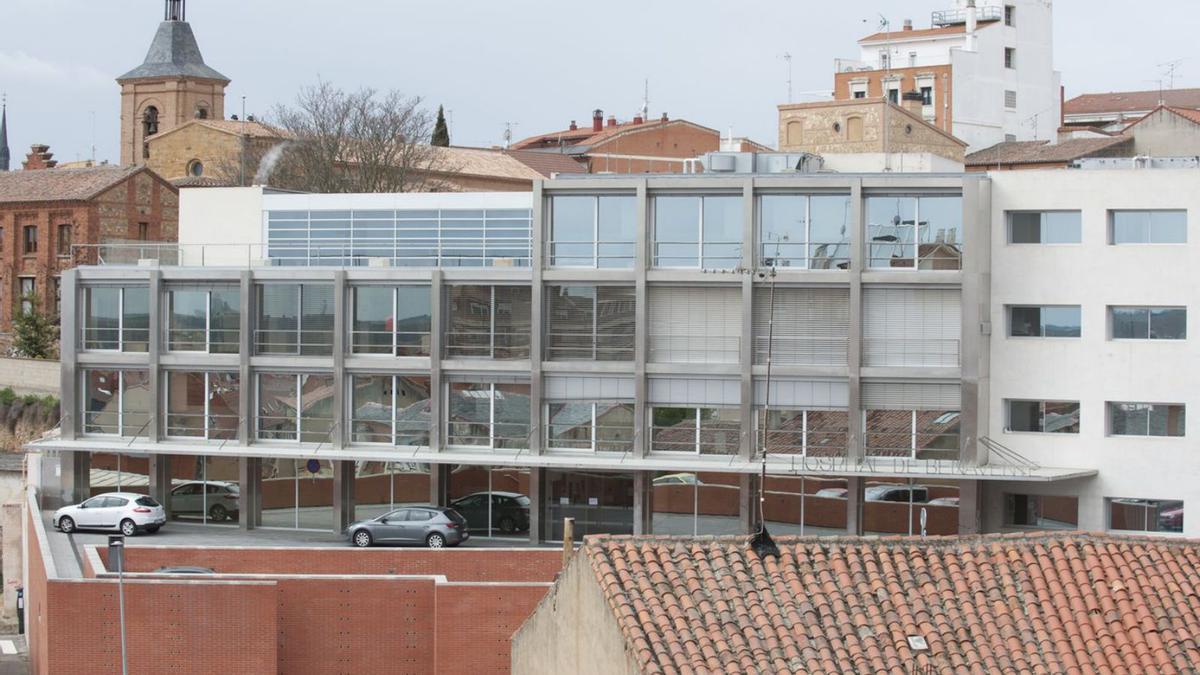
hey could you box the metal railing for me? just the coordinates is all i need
[547,241,636,269]
[163,413,239,440]
[256,415,335,443]
[759,242,852,271]
[652,241,742,269]
[349,420,431,446]
[867,247,963,271]
[72,243,533,269]
[81,327,150,353]
[931,6,1003,25]
[545,333,635,361]
[443,332,531,359]
[979,436,1040,471]
[757,429,850,457]
[349,330,432,356]
[165,328,240,354]
[253,329,334,356]
[861,338,960,368]
[546,422,637,453]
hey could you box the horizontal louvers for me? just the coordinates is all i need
[863,288,961,367]
[648,378,740,406]
[544,376,635,400]
[861,381,961,410]
[648,287,741,364]
[753,379,849,408]
[753,287,849,366]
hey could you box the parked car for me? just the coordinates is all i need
[865,485,929,503]
[153,566,215,575]
[450,491,530,534]
[54,493,166,536]
[170,480,240,521]
[927,497,960,507]
[653,473,701,487]
[345,505,468,548]
[814,488,849,499]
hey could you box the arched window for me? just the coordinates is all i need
[187,160,204,177]
[785,120,803,146]
[195,105,209,120]
[143,106,160,137]
[846,116,864,142]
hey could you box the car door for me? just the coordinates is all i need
[95,496,128,528]
[171,484,200,516]
[73,496,107,527]
[454,495,487,533]
[401,509,434,542]
[373,509,409,543]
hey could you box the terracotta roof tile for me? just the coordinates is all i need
[584,532,1200,674]
[0,165,151,203]
[859,20,999,43]
[1064,88,1200,117]
[965,137,1132,167]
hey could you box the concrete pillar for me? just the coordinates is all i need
[0,503,22,631]
[958,480,982,534]
[738,179,755,460]
[846,180,865,464]
[331,271,347,449]
[429,271,443,453]
[632,471,652,535]
[148,454,171,518]
[529,182,544,456]
[238,456,261,530]
[429,463,449,506]
[60,450,90,505]
[237,271,253,447]
[845,476,864,535]
[147,270,162,442]
[527,467,543,544]
[59,270,78,442]
[632,182,649,458]
[332,459,354,532]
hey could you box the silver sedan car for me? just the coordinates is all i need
[345,505,469,549]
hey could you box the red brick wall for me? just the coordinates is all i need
[435,584,549,673]
[26,509,49,675]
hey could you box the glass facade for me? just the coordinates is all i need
[866,196,963,269]
[548,195,636,268]
[168,455,241,524]
[864,410,960,460]
[757,409,849,456]
[447,382,531,449]
[166,286,240,353]
[758,194,852,269]
[82,370,151,437]
[545,285,635,361]
[445,285,531,359]
[761,475,849,536]
[543,470,633,540]
[650,407,741,455]
[88,453,150,497]
[164,372,239,439]
[653,195,742,268]
[256,283,335,355]
[651,472,744,536]
[545,402,635,453]
[863,477,959,536]
[350,375,432,446]
[256,373,336,443]
[266,208,533,267]
[82,286,149,352]
[447,466,531,537]
[353,462,431,521]
[350,286,432,355]
[260,458,335,529]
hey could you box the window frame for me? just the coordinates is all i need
[1106,498,1183,534]
[348,374,432,447]
[254,283,334,356]
[1109,209,1188,245]
[1006,211,1082,245]
[649,405,742,455]
[544,284,635,361]
[22,225,37,255]
[81,369,150,437]
[1006,305,1082,339]
[544,401,635,453]
[865,194,963,270]
[547,194,636,269]
[163,371,240,440]
[56,224,72,258]
[755,407,850,457]
[652,194,743,269]
[1004,47,1016,69]
[350,285,433,357]
[445,381,532,451]
[444,285,531,360]
[166,286,241,354]
[255,372,336,444]
[1005,399,1081,434]
[1108,305,1187,341]
[1003,494,1080,530]
[1107,401,1185,438]
[757,193,853,270]
[81,285,149,352]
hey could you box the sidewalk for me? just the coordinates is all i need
[0,635,28,675]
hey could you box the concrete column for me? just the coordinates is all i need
[59,270,78,441]
[238,456,261,530]
[331,271,347,449]
[739,473,760,534]
[429,463,450,507]
[960,176,992,466]
[632,182,649,458]
[237,271,253,446]
[60,451,90,505]
[527,467,543,544]
[957,480,982,534]
[332,459,354,532]
[632,471,652,535]
[845,476,864,535]
[529,182,544,456]
[429,272,443,453]
[846,180,865,464]
[146,270,162,442]
[148,454,171,518]
[739,180,756,460]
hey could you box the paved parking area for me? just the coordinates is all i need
[0,636,27,675]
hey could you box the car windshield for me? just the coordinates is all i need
[445,509,467,525]
[135,497,160,507]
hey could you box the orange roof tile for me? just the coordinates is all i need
[585,532,1200,674]
[859,20,999,43]
[1064,88,1200,116]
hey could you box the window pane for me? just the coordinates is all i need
[597,196,636,269]
[760,409,804,454]
[1150,308,1186,340]
[809,196,851,269]
[446,286,492,358]
[352,287,394,354]
[121,371,151,437]
[1008,400,1041,432]
[395,286,432,356]
[865,410,912,456]
[494,286,531,359]
[209,288,240,354]
[299,374,335,443]
[1111,211,1149,244]
[551,197,593,243]
[760,195,807,268]
[1005,494,1079,529]
[84,287,120,350]
[448,383,491,446]
[1044,401,1080,433]
[351,375,392,443]
[596,403,634,453]
[165,372,207,437]
[493,383,531,449]
[257,285,299,354]
[1009,212,1041,243]
[1149,404,1185,437]
[258,374,297,440]
[1044,212,1082,243]
[546,286,596,360]
[394,377,432,446]
[806,410,849,457]
[122,288,150,352]
[702,196,742,268]
[651,407,697,453]
[1042,307,1081,337]
[300,285,334,356]
[915,410,959,460]
[1111,307,1149,339]
[208,373,239,440]
[917,196,962,270]
[698,408,741,456]
[654,197,699,267]
[1110,402,1147,436]
[83,370,120,434]
[1009,307,1042,337]
[596,287,635,361]
[548,403,594,450]
[1150,211,1187,243]
[867,197,915,268]
[168,290,207,351]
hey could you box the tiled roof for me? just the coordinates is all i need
[504,149,587,177]
[511,118,716,152]
[117,20,229,82]
[148,119,285,145]
[859,20,998,43]
[586,532,1200,674]
[432,146,545,181]
[0,165,150,203]
[965,136,1132,167]
[1064,88,1200,116]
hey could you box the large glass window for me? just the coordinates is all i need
[82,286,149,352]
[1109,402,1185,437]
[757,409,849,457]
[864,410,959,460]
[543,470,633,540]
[82,370,150,437]
[350,375,432,446]
[355,462,431,521]
[653,195,742,268]
[1007,211,1081,244]
[545,402,635,453]
[255,283,334,355]
[866,195,963,269]
[164,372,239,439]
[256,373,335,443]
[88,454,150,497]
[1007,399,1080,434]
[166,286,240,353]
[1004,494,1079,529]
[351,285,432,356]
[445,285,531,359]
[1008,305,1081,338]
[864,478,958,536]
[1110,210,1187,244]
[447,382,531,449]
[651,472,744,536]
[760,475,848,536]
[650,407,741,455]
[1108,498,1183,534]
[758,194,851,269]
[549,195,636,268]
[447,466,531,538]
[1110,306,1186,340]
[168,455,240,525]
[545,285,635,361]
[260,458,334,529]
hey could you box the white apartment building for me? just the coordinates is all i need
[834,0,1061,151]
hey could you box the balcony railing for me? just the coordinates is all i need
[72,243,532,269]
[931,6,1003,26]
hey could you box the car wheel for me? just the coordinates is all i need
[120,519,137,537]
[498,516,516,534]
[352,530,373,548]
[426,533,446,549]
[209,504,229,522]
[59,516,75,534]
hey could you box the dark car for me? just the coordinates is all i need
[450,491,530,535]
[345,505,468,548]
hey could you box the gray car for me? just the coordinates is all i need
[345,505,469,549]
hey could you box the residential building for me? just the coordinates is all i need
[513,532,1200,674]
[0,154,177,331]
[833,0,1060,150]
[31,159,1200,542]
[1063,87,1200,132]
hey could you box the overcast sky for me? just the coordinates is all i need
[1,0,1195,165]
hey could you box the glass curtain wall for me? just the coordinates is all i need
[544,471,633,540]
[761,475,849,536]
[545,286,635,361]
[88,453,150,497]
[353,462,431,520]
[164,372,239,439]
[82,370,150,437]
[167,455,240,524]
[447,382,531,449]
[651,472,743,535]
[350,375,432,446]
[653,195,742,268]
[758,195,852,269]
[545,402,635,453]
[166,286,240,353]
[260,458,335,529]
[864,410,960,460]
[650,407,741,455]
[548,195,637,268]
[447,466,532,538]
[82,286,149,351]
[256,374,335,443]
[863,477,959,535]
[445,286,531,359]
[866,196,963,269]
[255,284,334,355]
[350,286,432,356]
[757,409,849,456]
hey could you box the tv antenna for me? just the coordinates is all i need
[503,122,518,149]
[782,53,793,103]
[1158,59,1185,90]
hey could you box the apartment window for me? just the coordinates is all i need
[545,286,635,361]
[1008,306,1081,338]
[351,285,432,356]
[753,287,850,366]
[546,402,635,453]
[1108,498,1183,534]
[919,86,933,106]
[137,223,149,241]
[653,195,742,268]
[82,370,150,437]
[1005,494,1078,529]
[350,375,432,446]
[22,226,36,255]
[758,194,852,269]
[548,195,636,268]
[1008,211,1082,244]
[852,91,867,99]
[255,283,334,355]
[1110,210,1187,244]
[866,195,963,269]
[51,278,61,318]
[1004,48,1016,69]
[757,409,849,456]
[447,382,531,449]
[256,373,335,443]
[1007,399,1080,434]
[908,52,917,67]
[878,50,890,70]
[56,224,72,257]
[82,286,149,352]
[649,287,740,364]
[1004,5,1015,26]
[864,409,959,460]
[164,372,240,440]
[1004,90,1017,109]
[18,278,34,315]
[863,288,961,367]
[887,89,899,104]
[445,285,531,359]
[1109,402,1185,437]
[1110,306,1186,340]
[166,286,240,353]
[650,407,741,455]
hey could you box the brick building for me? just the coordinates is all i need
[0,155,178,330]
[778,97,967,165]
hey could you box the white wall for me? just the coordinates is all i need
[179,186,266,266]
[821,152,964,173]
[988,169,1200,536]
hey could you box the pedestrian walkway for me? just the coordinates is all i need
[0,635,28,675]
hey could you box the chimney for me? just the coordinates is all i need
[901,90,924,115]
[592,109,603,132]
[661,112,669,122]
[903,18,913,31]
[607,115,617,128]
[569,120,578,131]
[23,144,57,170]
[632,115,644,125]
[965,0,978,51]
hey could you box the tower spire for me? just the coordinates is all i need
[0,95,10,172]
[165,0,185,22]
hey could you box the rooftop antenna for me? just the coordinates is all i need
[90,110,96,163]
[503,122,518,149]
[782,53,793,103]
[1158,59,1185,90]
[641,79,650,119]
[749,263,780,560]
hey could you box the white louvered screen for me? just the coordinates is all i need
[862,288,961,367]
[753,379,849,408]
[648,287,741,363]
[544,376,636,400]
[753,287,849,366]
[860,381,961,409]
[648,378,741,406]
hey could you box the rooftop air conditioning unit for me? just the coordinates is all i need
[708,154,737,172]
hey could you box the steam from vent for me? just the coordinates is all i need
[254,141,291,186]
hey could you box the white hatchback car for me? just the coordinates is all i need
[54,492,166,537]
